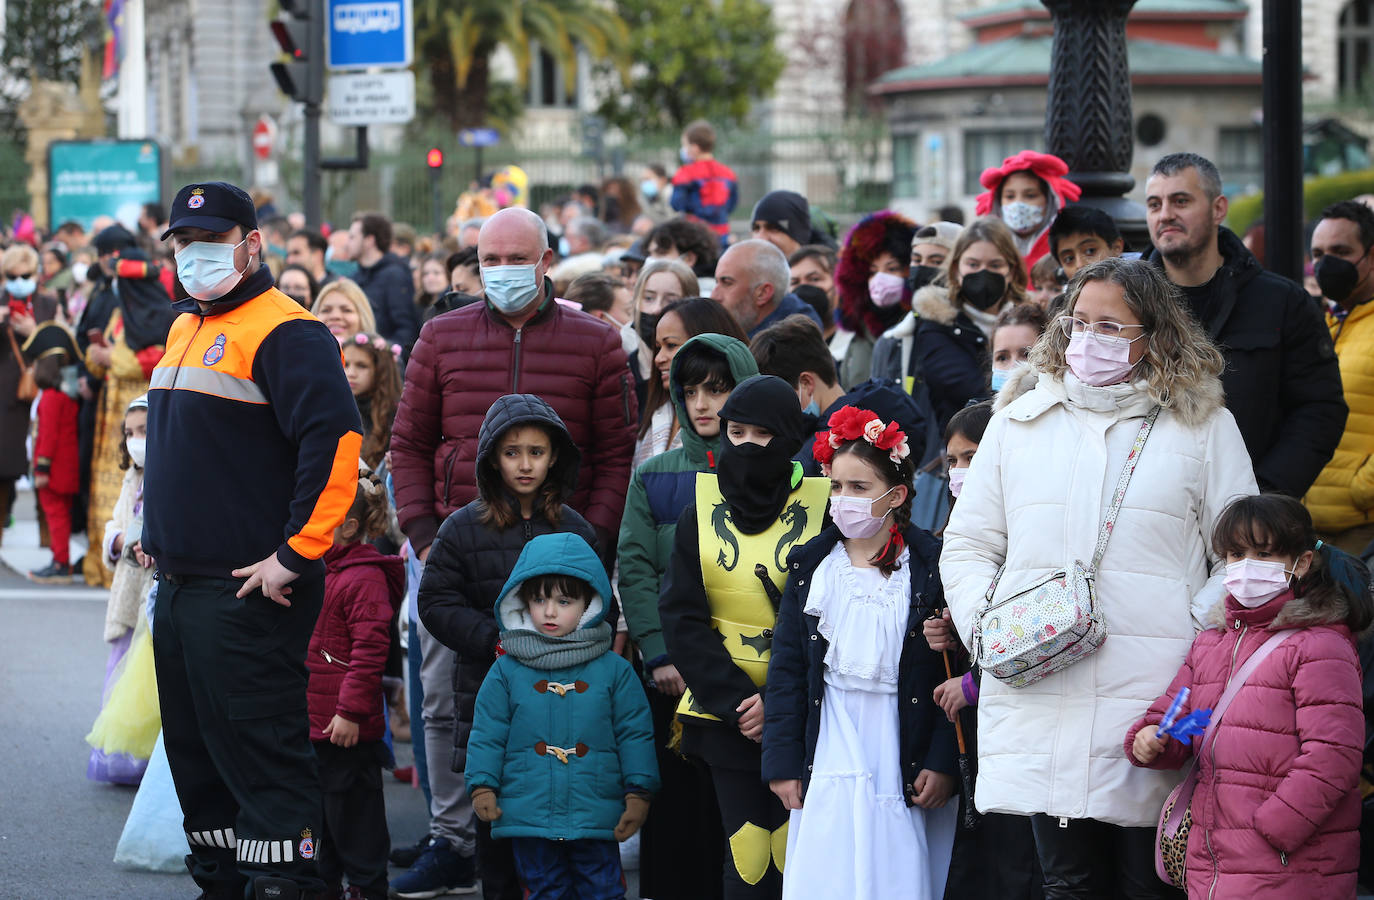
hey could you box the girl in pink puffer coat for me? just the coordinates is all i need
[1126,493,1371,899]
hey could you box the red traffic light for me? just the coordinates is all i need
[426,148,444,169]
[270,20,304,58]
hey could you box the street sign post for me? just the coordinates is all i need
[327,0,413,70]
[458,128,500,184]
[326,70,415,125]
[252,116,277,161]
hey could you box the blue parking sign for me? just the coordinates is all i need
[328,0,413,71]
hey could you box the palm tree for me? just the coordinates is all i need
[416,0,630,131]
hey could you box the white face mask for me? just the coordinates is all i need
[71,262,90,284]
[1223,558,1293,608]
[1001,201,1044,233]
[126,437,147,469]
[176,238,249,301]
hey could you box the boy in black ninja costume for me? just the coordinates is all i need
[659,374,830,899]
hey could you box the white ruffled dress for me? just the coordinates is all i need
[781,543,957,900]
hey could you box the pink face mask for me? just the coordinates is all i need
[868,272,907,308]
[1224,558,1293,608]
[948,466,968,498]
[1065,331,1143,387]
[829,486,897,540]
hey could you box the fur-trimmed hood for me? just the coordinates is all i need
[1205,587,1353,632]
[909,284,959,327]
[835,211,917,339]
[992,362,1226,429]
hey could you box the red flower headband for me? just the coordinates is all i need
[812,406,910,470]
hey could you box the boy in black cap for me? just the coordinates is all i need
[145,181,363,899]
[750,191,836,257]
[659,374,831,899]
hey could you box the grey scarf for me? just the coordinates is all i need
[500,622,614,670]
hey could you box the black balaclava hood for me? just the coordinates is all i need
[715,375,809,534]
[750,191,812,248]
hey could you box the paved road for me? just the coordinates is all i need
[0,562,429,899]
[0,492,643,899]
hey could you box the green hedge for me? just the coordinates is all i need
[1227,168,1374,234]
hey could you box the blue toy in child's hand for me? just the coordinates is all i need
[1161,708,1211,741]
[1157,687,1212,741]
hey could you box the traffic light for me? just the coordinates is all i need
[426,148,444,169]
[269,0,321,105]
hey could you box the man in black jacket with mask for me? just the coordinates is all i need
[1145,152,1346,497]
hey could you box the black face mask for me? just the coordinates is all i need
[716,437,796,535]
[907,265,939,293]
[1314,253,1366,306]
[960,270,1006,310]
[638,311,661,348]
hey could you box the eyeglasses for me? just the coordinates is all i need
[5,271,35,280]
[1058,316,1146,340]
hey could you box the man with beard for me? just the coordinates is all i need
[1146,152,1345,497]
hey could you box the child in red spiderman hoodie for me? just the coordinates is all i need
[671,119,738,247]
[24,323,80,584]
[308,465,404,900]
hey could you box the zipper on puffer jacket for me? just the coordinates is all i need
[511,327,523,392]
[319,648,351,669]
[620,374,632,426]
[1207,619,1248,900]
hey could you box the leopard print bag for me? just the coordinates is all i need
[1155,770,1196,888]
[1151,629,1297,889]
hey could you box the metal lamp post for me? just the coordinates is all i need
[1040,0,1148,251]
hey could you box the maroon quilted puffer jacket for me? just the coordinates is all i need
[390,283,637,552]
[307,542,404,742]
[1126,588,1363,899]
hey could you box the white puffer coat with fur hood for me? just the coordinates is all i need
[940,365,1257,826]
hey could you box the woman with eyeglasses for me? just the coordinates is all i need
[938,257,1258,898]
[889,217,1029,432]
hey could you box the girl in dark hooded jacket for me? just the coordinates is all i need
[417,393,599,899]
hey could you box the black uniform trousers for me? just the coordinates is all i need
[315,741,390,900]
[152,573,327,895]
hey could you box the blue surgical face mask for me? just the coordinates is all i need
[803,398,820,417]
[558,236,571,258]
[175,238,249,301]
[640,178,659,200]
[5,276,36,298]
[990,367,1012,392]
[482,264,542,316]
[679,147,692,164]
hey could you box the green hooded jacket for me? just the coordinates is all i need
[615,333,758,664]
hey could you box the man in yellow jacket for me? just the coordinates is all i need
[1304,199,1374,553]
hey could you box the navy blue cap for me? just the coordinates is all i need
[161,182,258,240]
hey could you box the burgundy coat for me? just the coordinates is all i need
[390,284,637,552]
[307,542,404,742]
[1126,588,1363,899]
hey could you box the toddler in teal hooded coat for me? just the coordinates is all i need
[465,532,659,893]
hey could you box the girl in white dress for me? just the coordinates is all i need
[763,405,959,900]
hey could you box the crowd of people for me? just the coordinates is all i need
[5,121,1374,900]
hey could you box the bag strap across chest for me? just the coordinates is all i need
[981,405,1161,604]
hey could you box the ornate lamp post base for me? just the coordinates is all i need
[1041,0,1150,253]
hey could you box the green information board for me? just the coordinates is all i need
[48,140,163,231]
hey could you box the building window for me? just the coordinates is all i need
[893,133,919,199]
[963,129,1041,195]
[527,45,577,108]
[1218,126,1263,196]
[843,0,906,114]
[1339,0,1374,97]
